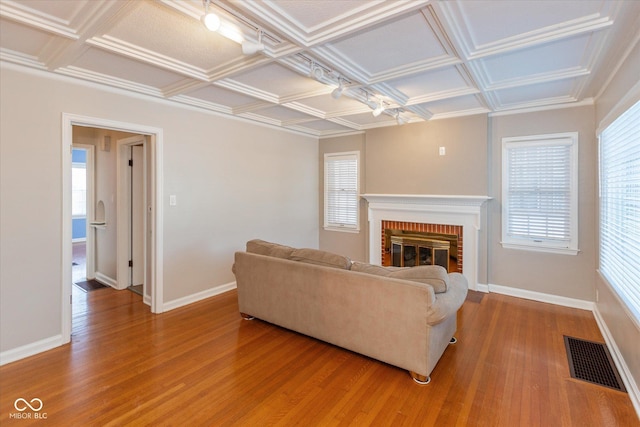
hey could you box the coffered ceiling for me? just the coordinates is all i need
[1,0,638,137]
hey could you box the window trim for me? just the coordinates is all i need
[501,132,579,255]
[324,151,360,233]
[598,99,640,326]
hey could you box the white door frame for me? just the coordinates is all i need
[62,113,164,344]
[71,143,96,279]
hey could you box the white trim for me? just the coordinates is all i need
[163,282,237,312]
[487,283,594,311]
[0,335,64,366]
[362,194,490,291]
[94,272,117,289]
[62,113,164,349]
[596,80,640,135]
[501,132,579,254]
[593,306,640,417]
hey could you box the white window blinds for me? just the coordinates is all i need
[324,152,359,231]
[502,133,578,254]
[599,100,640,323]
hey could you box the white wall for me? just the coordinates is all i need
[0,64,318,356]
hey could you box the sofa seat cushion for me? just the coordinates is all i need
[289,248,352,270]
[246,239,295,259]
[351,262,449,293]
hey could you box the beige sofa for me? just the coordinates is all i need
[233,239,468,384]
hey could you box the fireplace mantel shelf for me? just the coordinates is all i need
[361,194,491,207]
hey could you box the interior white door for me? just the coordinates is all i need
[131,144,144,287]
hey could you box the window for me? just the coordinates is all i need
[324,151,359,232]
[599,100,640,323]
[502,132,579,254]
[72,162,87,217]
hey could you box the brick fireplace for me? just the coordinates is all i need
[362,194,490,291]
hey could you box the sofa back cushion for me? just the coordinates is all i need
[246,239,295,259]
[351,262,449,293]
[289,248,352,270]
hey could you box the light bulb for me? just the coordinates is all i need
[202,13,221,31]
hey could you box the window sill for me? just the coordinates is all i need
[501,242,579,256]
[324,226,360,234]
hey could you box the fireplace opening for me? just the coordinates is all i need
[381,221,462,273]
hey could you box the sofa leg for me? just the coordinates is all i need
[449,336,457,344]
[240,313,255,320]
[409,371,431,385]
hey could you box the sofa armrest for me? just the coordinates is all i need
[426,273,468,325]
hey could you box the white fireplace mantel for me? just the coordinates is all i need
[361,194,491,291]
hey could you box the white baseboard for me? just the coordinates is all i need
[487,283,594,311]
[163,281,237,312]
[95,272,117,288]
[593,306,640,418]
[476,283,489,293]
[0,335,65,366]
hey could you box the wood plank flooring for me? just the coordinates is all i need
[1,288,637,426]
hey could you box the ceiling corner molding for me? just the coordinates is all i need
[0,48,47,70]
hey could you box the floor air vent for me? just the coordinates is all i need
[564,336,626,392]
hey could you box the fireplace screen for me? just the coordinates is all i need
[390,235,450,269]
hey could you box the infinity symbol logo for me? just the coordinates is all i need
[14,398,43,412]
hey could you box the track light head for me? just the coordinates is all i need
[372,101,385,117]
[309,63,324,80]
[241,41,265,55]
[201,0,221,31]
[241,30,265,55]
[331,80,344,99]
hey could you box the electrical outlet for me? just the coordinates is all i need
[439,146,446,156]
[169,195,177,206]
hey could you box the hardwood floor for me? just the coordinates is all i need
[1,288,637,426]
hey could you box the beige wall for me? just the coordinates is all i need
[0,64,318,353]
[365,115,488,195]
[488,106,597,300]
[594,37,640,396]
[319,134,367,262]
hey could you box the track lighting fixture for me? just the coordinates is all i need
[242,30,265,55]
[331,79,344,99]
[396,113,408,125]
[201,0,221,31]
[372,101,385,117]
[309,62,324,80]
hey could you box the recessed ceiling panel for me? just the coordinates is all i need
[258,0,377,32]
[71,47,187,88]
[326,11,448,76]
[0,19,55,55]
[185,84,260,107]
[478,34,591,85]
[493,80,575,107]
[385,66,471,99]
[231,63,327,96]
[107,1,240,70]
[296,120,355,132]
[419,94,485,115]
[454,0,606,47]
[252,105,318,121]
[293,93,366,114]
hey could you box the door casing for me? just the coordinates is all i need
[62,113,164,344]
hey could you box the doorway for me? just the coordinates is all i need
[62,113,164,345]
